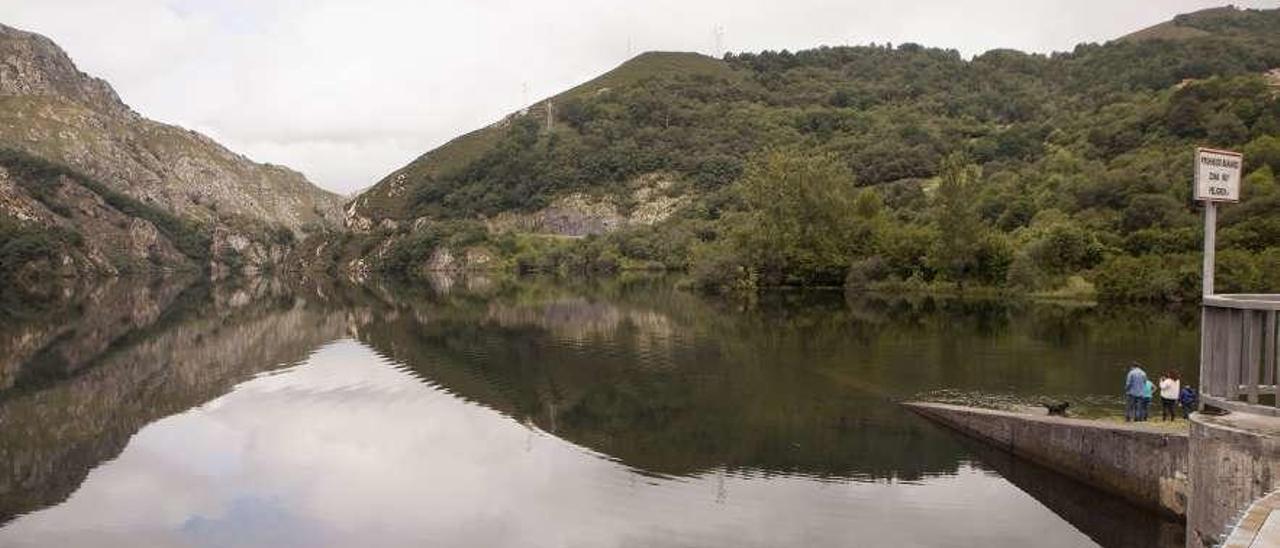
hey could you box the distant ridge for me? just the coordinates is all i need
[1119,5,1272,42]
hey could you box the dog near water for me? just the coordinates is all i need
[1042,401,1070,416]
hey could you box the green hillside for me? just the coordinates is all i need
[340,6,1280,302]
[352,51,739,220]
[1121,6,1273,43]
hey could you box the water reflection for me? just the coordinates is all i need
[0,274,1196,547]
[0,341,1095,547]
[0,277,348,523]
[959,436,1185,547]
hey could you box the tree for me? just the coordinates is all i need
[1207,111,1249,146]
[712,148,863,287]
[1245,135,1280,173]
[1244,166,1276,198]
[928,153,985,287]
[1027,223,1104,275]
[696,147,865,289]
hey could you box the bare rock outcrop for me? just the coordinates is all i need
[485,173,687,237]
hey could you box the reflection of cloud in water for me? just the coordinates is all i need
[0,340,1093,548]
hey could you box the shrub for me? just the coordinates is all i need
[1094,254,1198,302]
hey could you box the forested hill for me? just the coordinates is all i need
[336,6,1280,302]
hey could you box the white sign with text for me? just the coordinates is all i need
[1195,147,1243,202]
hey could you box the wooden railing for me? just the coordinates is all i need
[1201,295,1280,416]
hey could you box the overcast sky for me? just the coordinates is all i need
[1,0,1277,194]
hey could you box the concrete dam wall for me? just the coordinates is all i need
[903,402,1189,518]
[1188,412,1280,547]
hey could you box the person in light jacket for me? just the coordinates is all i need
[1159,370,1181,421]
[1125,363,1148,422]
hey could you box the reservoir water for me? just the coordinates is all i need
[0,275,1197,547]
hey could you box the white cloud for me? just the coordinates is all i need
[1,0,1276,193]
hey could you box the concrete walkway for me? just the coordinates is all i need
[1224,492,1280,548]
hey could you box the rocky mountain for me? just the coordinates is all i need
[0,23,344,288]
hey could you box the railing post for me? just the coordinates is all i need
[1216,307,1230,398]
[1210,306,1225,398]
[1227,308,1242,400]
[1247,310,1261,404]
[1271,310,1279,408]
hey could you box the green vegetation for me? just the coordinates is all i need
[350,7,1280,302]
[357,52,743,218]
[0,214,81,281]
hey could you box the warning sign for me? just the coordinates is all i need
[1195,147,1243,203]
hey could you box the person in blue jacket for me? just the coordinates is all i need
[1179,385,1198,419]
[1125,363,1148,422]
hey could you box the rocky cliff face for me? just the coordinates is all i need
[483,174,687,237]
[0,25,128,117]
[0,23,345,282]
[0,159,191,283]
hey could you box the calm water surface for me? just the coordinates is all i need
[0,275,1198,547]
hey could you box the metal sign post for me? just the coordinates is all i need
[1203,201,1217,297]
[1195,147,1243,297]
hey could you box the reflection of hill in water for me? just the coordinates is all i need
[484,298,678,354]
[347,275,1198,486]
[349,278,967,483]
[0,278,191,392]
[0,278,349,523]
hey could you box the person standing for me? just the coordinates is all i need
[1125,363,1148,422]
[1159,371,1181,421]
[1141,377,1155,421]
[1180,385,1198,419]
